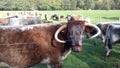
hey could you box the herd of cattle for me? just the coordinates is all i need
[0,12,120,68]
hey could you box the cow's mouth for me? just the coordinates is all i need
[72,45,82,52]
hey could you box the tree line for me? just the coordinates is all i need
[0,0,120,10]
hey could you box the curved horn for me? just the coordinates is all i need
[54,24,67,43]
[85,23,101,39]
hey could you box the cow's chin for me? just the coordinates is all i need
[72,46,82,52]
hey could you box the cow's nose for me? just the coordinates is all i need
[72,45,82,52]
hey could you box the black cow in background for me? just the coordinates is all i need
[51,14,59,20]
[87,22,120,45]
[104,24,120,60]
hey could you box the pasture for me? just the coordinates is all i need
[0,10,120,23]
[0,10,120,68]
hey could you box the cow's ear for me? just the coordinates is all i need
[61,30,65,33]
[85,26,95,33]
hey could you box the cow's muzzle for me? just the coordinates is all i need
[72,45,82,52]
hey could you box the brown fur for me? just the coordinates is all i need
[72,15,83,21]
[0,23,67,68]
[0,20,88,68]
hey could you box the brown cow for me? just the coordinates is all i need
[66,15,83,22]
[0,20,101,68]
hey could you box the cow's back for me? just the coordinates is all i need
[0,23,65,68]
[106,25,120,43]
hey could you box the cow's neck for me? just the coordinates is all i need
[48,23,72,60]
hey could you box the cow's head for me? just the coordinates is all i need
[66,15,83,22]
[55,20,101,52]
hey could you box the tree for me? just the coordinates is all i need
[76,0,86,9]
[50,0,62,10]
[102,0,111,10]
[85,0,95,9]
[0,0,119,10]
[61,0,71,10]
[94,0,103,9]
[69,0,77,10]
[113,0,120,9]
[37,0,52,10]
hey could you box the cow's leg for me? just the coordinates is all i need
[104,37,113,60]
[102,36,105,43]
[104,44,112,60]
[105,46,112,56]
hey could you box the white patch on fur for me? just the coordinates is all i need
[105,46,112,56]
[47,64,51,68]
[102,36,105,43]
[0,23,63,31]
[106,49,112,56]
[20,26,34,31]
[41,57,50,64]
[0,62,10,67]
[112,34,119,42]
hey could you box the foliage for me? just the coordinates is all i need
[0,0,119,10]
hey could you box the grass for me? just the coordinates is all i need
[33,10,120,23]
[0,10,120,68]
[0,10,120,23]
[32,38,120,68]
[67,39,120,68]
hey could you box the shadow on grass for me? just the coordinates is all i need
[102,17,119,21]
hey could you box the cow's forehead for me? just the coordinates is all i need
[0,23,63,31]
[67,21,85,27]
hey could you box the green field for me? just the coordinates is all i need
[0,10,120,24]
[33,39,120,68]
[39,10,120,24]
[0,10,120,68]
